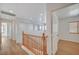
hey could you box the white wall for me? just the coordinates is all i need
[59,16,79,43]
[52,4,79,54]
[46,3,72,54]
[15,21,44,44]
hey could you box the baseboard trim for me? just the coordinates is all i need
[21,45,35,55]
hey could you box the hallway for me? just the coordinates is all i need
[0,3,78,55]
[0,37,28,55]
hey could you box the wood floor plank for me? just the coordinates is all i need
[0,37,28,55]
[56,40,79,55]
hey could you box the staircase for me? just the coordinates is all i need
[22,32,48,55]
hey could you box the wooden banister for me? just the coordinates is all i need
[22,32,47,55]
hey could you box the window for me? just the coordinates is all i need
[33,24,47,31]
[69,21,79,34]
[39,25,42,31]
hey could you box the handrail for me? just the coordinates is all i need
[23,32,42,38]
[22,32,48,55]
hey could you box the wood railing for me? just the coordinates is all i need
[22,32,48,55]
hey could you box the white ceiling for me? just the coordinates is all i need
[0,3,46,24]
[0,3,74,24]
[47,3,73,12]
[55,4,79,19]
[0,3,46,18]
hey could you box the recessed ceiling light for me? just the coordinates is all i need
[30,18,32,20]
[9,10,14,13]
[40,13,43,16]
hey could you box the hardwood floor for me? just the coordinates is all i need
[56,40,79,55]
[0,37,28,55]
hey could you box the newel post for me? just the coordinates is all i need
[42,33,47,55]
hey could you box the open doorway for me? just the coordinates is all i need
[0,21,12,49]
[1,22,7,39]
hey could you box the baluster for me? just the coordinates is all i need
[31,39,33,51]
[32,37,33,53]
[40,38,42,55]
[29,36,30,50]
[42,33,47,55]
[32,38,34,54]
[38,39,39,55]
[23,32,47,55]
[40,37,42,54]
[41,35,43,55]
[22,32,23,45]
[39,39,40,55]
[27,35,29,49]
